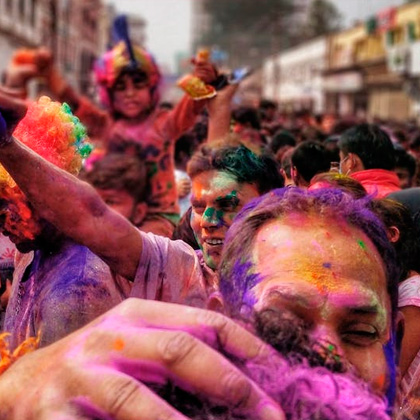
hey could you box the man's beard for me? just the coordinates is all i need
[253,307,346,373]
[146,308,388,420]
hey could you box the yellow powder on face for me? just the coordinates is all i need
[253,215,387,298]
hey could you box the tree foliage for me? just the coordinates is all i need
[304,0,342,39]
[197,0,296,67]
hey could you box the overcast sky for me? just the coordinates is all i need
[106,0,192,72]
[107,0,406,72]
[331,0,405,26]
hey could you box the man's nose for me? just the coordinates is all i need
[310,325,344,358]
[201,207,222,228]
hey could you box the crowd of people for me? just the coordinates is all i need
[1,16,420,420]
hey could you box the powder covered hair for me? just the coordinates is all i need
[219,188,399,321]
[94,41,161,109]
[0,96,92,239]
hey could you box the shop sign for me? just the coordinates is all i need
[376,7,397,33]
[323,72,363,92]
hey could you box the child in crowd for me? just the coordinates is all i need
[82,152,149,227]
[5,18,218,237]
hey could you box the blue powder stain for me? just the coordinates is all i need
[323,262,332,269]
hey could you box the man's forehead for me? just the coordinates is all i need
[251,214,389,296]
[192,171,240,197]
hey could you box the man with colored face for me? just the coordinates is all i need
[218,188,400,409]
[0,90,284,313]
[187,145,281,271]
[0,189,397,419]
[0,97,400,411]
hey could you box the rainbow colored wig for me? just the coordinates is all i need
[0,96,92,240]
[94,41,161,109]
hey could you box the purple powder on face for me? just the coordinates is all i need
[220,259,264,317]
[323,262,332,269]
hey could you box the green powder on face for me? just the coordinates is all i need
[357,239,366,250]
[203,207,216,220]
[203,207,225,224]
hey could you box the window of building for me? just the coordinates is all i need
[5,0,13,13]
[407,22,417,43]
[30,0,37,26]
[390,28,404,46]
[19,0,25,19]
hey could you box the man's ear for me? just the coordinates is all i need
[207,292,226,314]
[387,226,401,243]
[349,153,364,172]
[131,202,148,226]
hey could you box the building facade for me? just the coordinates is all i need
[260,1,420,121]
[0,0,111,96]
[263,37,327,113]
[325,2,420,121]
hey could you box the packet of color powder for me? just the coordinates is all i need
[177,49,216,100]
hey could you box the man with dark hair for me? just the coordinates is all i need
[291,140,331,187]
[338,124,401,198]
[82,153,148,227]
[279,147,295,187]
[269,129,296,160]
[232,107,265,147]
[394,146,417,189]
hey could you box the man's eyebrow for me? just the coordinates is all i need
[265,289,381,314]
[264,289,313,307]
[215,195,240,206]
[347,305,379,315]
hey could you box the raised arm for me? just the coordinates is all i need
[206,83,238,142]
[5,48,81,110]
[0,93,142,281]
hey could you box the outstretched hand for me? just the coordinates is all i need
[0,87,28,146]
[0,299,285,420]
[192,58,218,85]
[5,48,52,90]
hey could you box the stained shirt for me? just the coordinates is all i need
[398,275,420,397]
[3,238,131,350]
[130,232,217,308]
